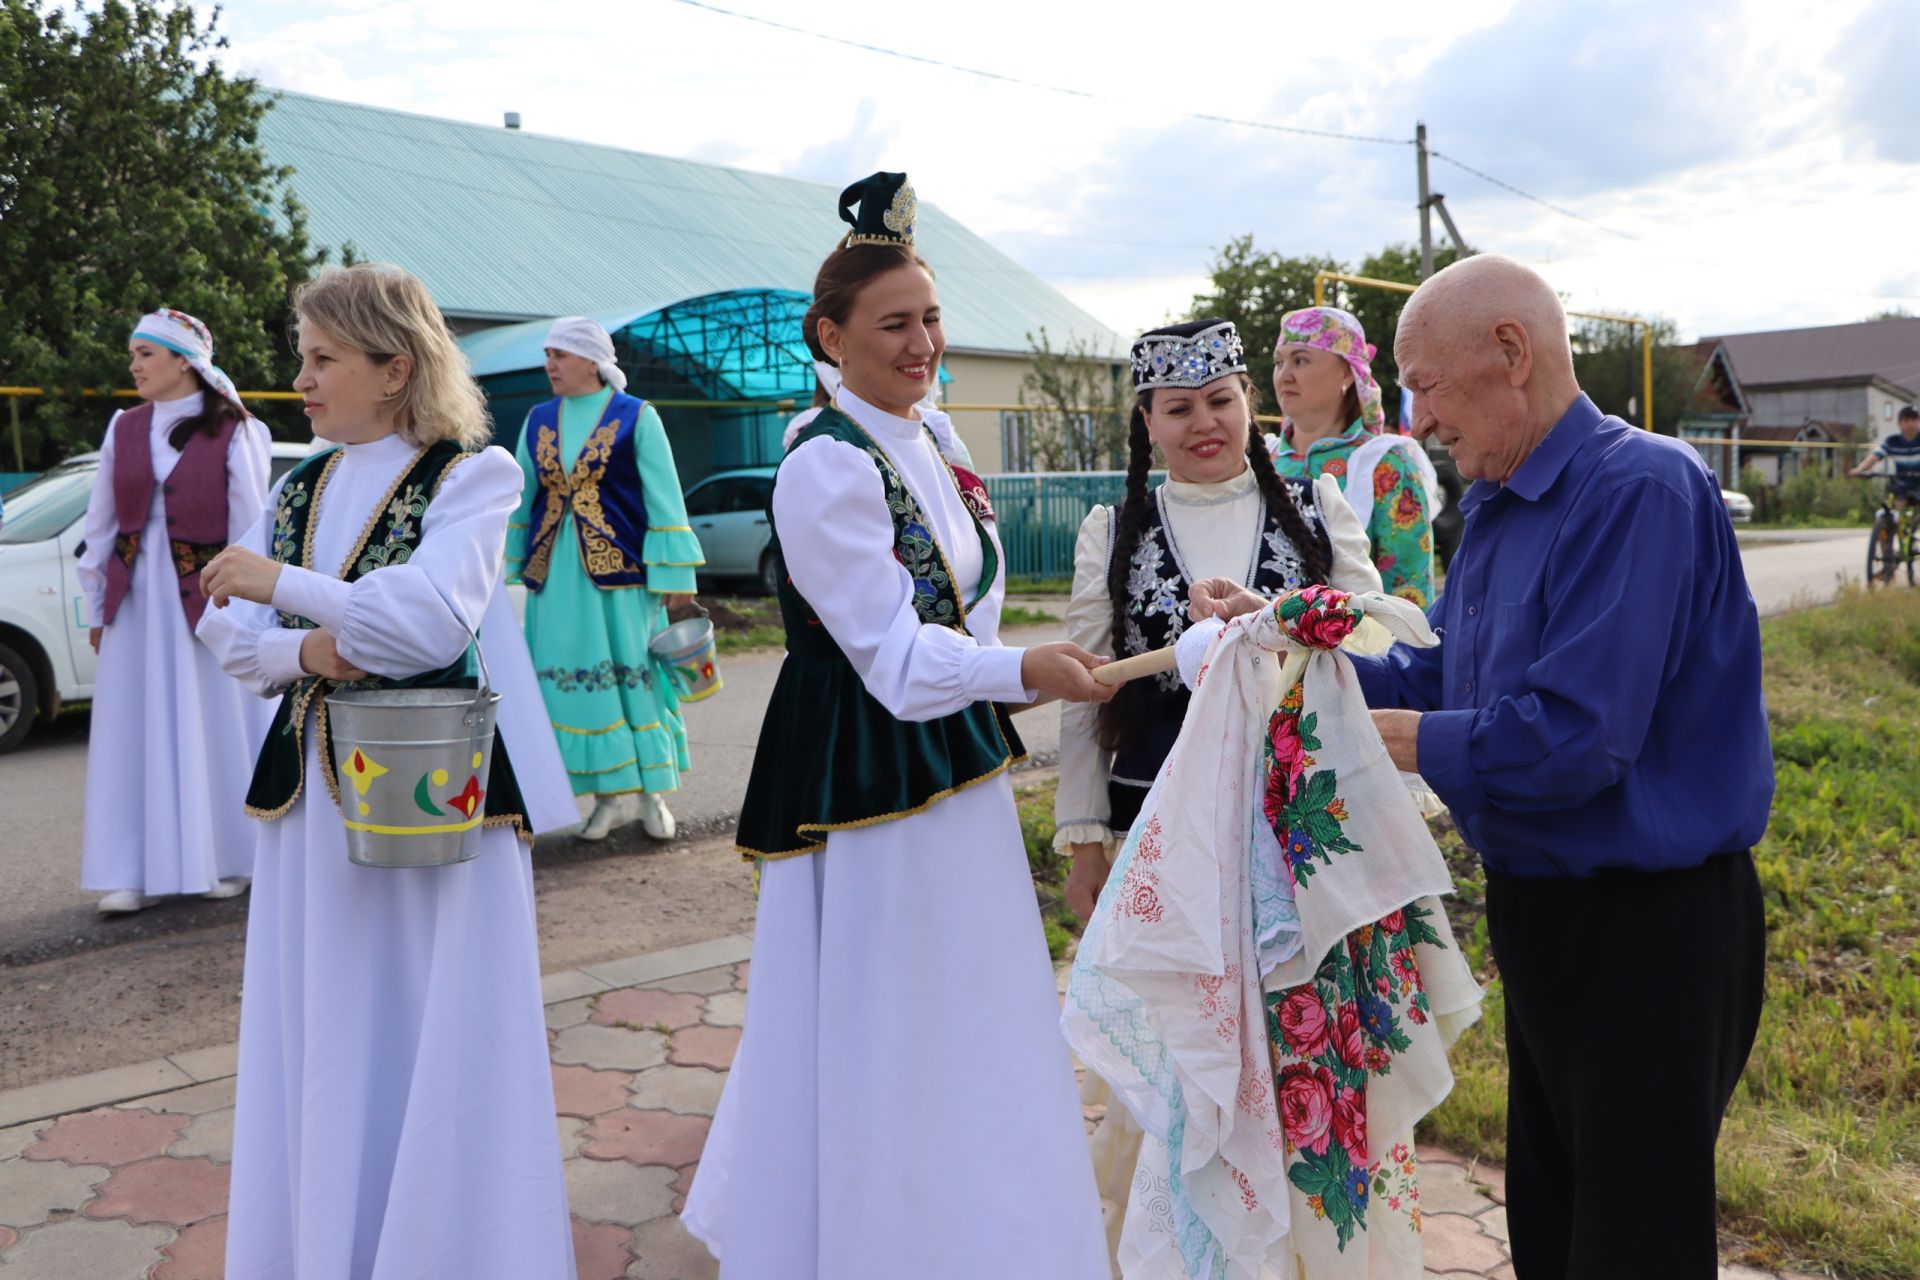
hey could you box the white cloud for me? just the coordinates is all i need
[211,0,1920,343]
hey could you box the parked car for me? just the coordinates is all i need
[0,441,310,752]
[684,467,778,595]
[1722,488,1754,523]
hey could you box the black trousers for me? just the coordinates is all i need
[1486,850,1765,1280]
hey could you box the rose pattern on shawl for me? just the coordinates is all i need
[1275,584,1361,651]
[1276,1062,1335,1155]
[1335,1003,1366,1070]
[1332,1089,1368,1169]
[1262,684,1318,828]
[1276,987,1330,1057]
[1266,900,1449,1248]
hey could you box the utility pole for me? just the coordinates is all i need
[1416,121,1434,280]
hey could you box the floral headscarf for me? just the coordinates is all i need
[1276,307,1385,436]
[129,309,245,415]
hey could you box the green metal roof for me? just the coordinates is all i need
[259,91,1118,356]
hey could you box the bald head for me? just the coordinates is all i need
[1394,255,1583,484]
[1401,255,1573,374]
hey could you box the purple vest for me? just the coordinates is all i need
[101,402,239,631]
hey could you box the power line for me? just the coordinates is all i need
[668,0,1412,147]
[1428,150,1640,241]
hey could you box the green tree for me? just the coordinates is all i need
[1569,315,1693,433]
[1184,237,1341,409]
[1338,243,1462,421]
[1015,327,1129,472]
[0,0,322,468]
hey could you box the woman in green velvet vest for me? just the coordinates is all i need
[683,173,1117,1279]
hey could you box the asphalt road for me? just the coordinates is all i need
[0,529,1869,966]
[0,625,1063,967]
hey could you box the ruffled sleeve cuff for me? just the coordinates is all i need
[644,525,705,568]
[1052,821,1116,853]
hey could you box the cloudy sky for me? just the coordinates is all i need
[218,0,1920,344]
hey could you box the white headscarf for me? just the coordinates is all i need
[545,316,627,394]
[129,309,246,415]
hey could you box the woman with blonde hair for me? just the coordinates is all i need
[199,263,577,1278]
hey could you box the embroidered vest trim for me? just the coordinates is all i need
[734,408,1025,861]
[522,393,652,591]
[243,442,532,842]
[1105,477,1328,832]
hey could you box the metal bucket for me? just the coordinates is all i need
[326,665,498,868]
[650,604,723,703]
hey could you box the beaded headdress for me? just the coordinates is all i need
[1130,319,1247,393]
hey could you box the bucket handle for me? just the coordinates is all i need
[463,615,495,730]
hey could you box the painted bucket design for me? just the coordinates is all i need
[650,606,722,703]
[326,686,499,868]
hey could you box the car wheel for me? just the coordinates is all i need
[757,549,781,597]
[0,640,41,753]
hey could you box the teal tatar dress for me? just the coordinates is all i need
[505,388,704,797]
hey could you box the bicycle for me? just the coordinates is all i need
[1864,477,1919,588]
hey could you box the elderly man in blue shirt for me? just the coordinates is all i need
[1358,255,1770,1278]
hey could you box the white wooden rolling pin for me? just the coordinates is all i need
[1013,641,1313,712]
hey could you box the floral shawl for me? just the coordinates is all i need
[1064,587,1482,1279]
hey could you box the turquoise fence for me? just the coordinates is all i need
[984,471,1164,582]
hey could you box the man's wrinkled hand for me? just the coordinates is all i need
[1189,576,1268,623]
[1370,708,1421,772]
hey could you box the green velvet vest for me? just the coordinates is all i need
[734,409,1027,861]
[243,442,530,839]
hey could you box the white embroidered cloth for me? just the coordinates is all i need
[1064,589,1482,1279]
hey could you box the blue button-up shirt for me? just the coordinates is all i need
[1353,394,1773,878]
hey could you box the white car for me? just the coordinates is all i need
[0,442,310,752]
[1721,488,1754,523]
[684,467,778,594]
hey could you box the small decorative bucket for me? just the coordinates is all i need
[326,641,498,868]
[650,603,723,703]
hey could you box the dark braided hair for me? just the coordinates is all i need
[1095,374,1328,754]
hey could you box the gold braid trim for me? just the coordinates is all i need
[245,450,346,821]
[567,413,644,580]
[735,747,1029,863]
[526,421,570,586]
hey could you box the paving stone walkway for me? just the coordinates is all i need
[0,936,1820,1279]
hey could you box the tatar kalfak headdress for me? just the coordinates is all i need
[1130,319,1248,393]
[838,171,918,247]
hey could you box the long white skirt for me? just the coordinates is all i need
[223,732,575,1280]
[81,513,265,894]
[683,774,1108,1280]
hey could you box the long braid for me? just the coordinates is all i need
[1095,398,1157,754]
[1246,427,1331,586]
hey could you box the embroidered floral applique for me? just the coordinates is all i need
[1127,527,1189,691]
